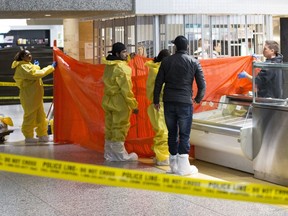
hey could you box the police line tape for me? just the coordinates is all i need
[0,153,287,205]
[0,82,17,87]
[0,96,53,100]
[0,82,53,87]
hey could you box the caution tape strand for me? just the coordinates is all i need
[0,153,287,205]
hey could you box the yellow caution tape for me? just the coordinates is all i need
[0,82,53,87]
[0,82,53,100]
[0,152,287,205]
[0,82,17,87]
[0,96,53,100]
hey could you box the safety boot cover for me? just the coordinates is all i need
[39,135,53,142]
[104,140,111,160]
[104,140,138,161]
[166,154,178,174]
[25,138,39,143]
[154,158,169,166]
[176,154,198,176]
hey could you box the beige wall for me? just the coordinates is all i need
[63,19,95,63]
[79,21,94,64]
[63,19,79,60]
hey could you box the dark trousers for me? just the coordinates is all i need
[164,102,193,155]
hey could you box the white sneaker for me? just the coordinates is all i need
[39,136,53,142]
[25,138,38,143]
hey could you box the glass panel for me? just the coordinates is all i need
[93,20,104,63]
[104,27,113,55]
[165,15,184,55]
[115,26,124,43]
[127,24,136,54]
[136,16,153,57]
[123,16,136,54]
[159,15,172,54]
[211,16,227,58]
[194,97,252,129]
[92,14,272,62]
[252,62,288,103]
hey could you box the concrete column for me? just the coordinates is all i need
[63,19,79,60]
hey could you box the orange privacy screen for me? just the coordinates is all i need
[53,47,253,157]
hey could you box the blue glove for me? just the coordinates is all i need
[252,53,258,59]
[51,61,57,68]
[34,60,39,66]
[238,71,247,79]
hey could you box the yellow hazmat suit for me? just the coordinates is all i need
[11,61,54,139]
[145,60,169,164]
[102,58,138,161]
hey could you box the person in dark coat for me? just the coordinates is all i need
[153,35,206,175]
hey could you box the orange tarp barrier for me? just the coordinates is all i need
[53,47,253,157]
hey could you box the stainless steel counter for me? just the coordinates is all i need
[190,63,288,186]
[252,102,288,186]
[251,62,288,186]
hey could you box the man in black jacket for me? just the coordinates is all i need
[153,35,206,175]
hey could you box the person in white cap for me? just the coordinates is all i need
[153,35,206,175]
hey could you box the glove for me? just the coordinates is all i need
[193,99,200,104]
[132,108,139,114]
[238,71,247,79]
[51,61,57,68]
[129,52,136,59]
[252,53,258,59]
[34,60,39,66]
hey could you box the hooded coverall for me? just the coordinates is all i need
[11,61,54,139]
[145,60,169,162]
[102,58,138,142]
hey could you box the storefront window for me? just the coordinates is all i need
[93,14,271,63]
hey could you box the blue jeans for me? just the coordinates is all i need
[164,102,193,155]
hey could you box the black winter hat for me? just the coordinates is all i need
[108,42,126,55]
[172,35,188,50]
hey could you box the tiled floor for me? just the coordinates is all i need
[0,104,288,216]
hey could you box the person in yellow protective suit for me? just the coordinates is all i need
[145,49,171,166]
[102,42,139,161]
[11,49,57,143]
